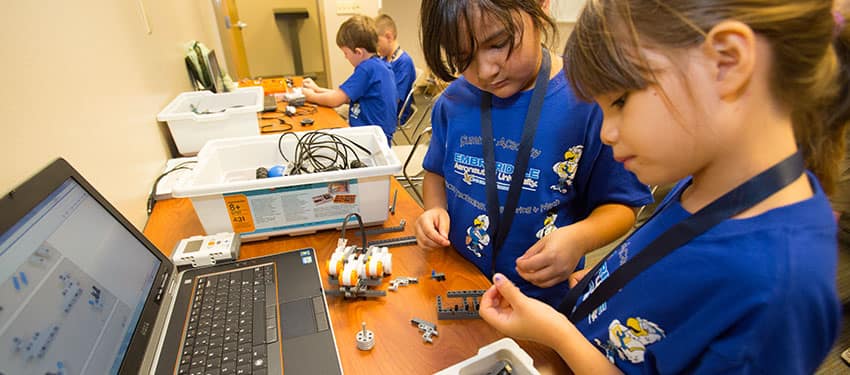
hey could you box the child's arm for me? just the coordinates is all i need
[480,273,622,375]
[515,203,636,288]
[301,78,332,93]
[414,171,451,249]
[302,87,349,108]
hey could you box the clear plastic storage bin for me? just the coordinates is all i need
[157,87,263,155]
[434,338,540,375]
[172,126,402,240]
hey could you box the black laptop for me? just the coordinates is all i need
[0,158,343,374]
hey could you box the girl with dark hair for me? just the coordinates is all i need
[414,0,652,306]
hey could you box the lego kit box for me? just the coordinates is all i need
[172,126,401,240]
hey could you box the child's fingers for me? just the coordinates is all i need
[515,245,547,273]
[492,273,522,303]
[516,240,543,262]
[480,285,502,309]
[436,215,451,243]
[569,269,591,288]
[426,227,449,247]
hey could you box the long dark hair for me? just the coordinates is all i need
[420,0,555,82]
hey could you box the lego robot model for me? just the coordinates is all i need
[326,239,393,299]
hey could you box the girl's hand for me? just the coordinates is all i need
[479,273,569,345]
[515,226,584,288]
[415,208,451,249]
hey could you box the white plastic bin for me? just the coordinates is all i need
[157,86,263,156]
[172,126,402,240]
[434,338,540,375]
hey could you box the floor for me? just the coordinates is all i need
[389,92,850,373]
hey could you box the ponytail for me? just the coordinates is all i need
[796,9,850,196]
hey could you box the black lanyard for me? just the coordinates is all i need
[558,151,805,323]
[480,48,551,276]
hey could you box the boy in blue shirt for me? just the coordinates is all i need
[302,15,397,144]
[375,14,417,125]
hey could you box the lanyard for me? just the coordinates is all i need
[557,151,805,323]
[480,48,551,276]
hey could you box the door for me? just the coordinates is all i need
[211,0,328,85]
[211,0,250,80]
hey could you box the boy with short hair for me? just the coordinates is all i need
[302,15,398,144]
[375,14,417,125]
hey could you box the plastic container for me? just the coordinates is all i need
[157,86,263,155]
[434,338,540,375]
[171,126,401,240]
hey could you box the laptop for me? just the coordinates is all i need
[0,158,343,375]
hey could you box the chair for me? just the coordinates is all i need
[393,68,425,145]
[634,183,676,228]
[392,127,432,206]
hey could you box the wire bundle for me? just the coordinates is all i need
[277,131,372,175]
[147,160,197,216]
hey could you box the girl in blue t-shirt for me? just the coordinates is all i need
[414,0,652,307]
[479,1,850,374]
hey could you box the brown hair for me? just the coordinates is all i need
[564,0,850,195]
[375,14,398,38]
[420,0,556,82]
[336,15,378,54]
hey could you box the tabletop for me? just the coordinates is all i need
[239,76,348,134]
[144,135,570,374]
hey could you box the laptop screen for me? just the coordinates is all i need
[0,178,162,374]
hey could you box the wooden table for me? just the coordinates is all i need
[257,103,347,134]
[144,169,569,374]
[240,76,348,134]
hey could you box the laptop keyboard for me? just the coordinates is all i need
[177,264,278,375]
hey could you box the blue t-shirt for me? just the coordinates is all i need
[422,73,652,306]
[572,173,840,374]
[340,57,398,144]
[390,50,416,124]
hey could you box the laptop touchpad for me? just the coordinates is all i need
[280,298,318,339]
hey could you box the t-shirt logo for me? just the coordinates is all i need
[465,214,490,257]
[535,210,558,239]
[594,317,666,364]
[350,102,361,119]
[550,145,584,194]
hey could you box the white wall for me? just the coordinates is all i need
[237,0,325,78]
[0,1,222,230]
[380,0,424,76]
[318,0,381,88]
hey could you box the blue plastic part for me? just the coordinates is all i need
[268,165,286,177]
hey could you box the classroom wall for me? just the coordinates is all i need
[237,0,325,79]
[319,0,381,88]
[0,1,223,231]
[380,0,424,76]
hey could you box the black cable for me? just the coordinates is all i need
[261,118,294,132]
[276,130,373,175]
[147,161,197,216]
[340,212,368,252]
